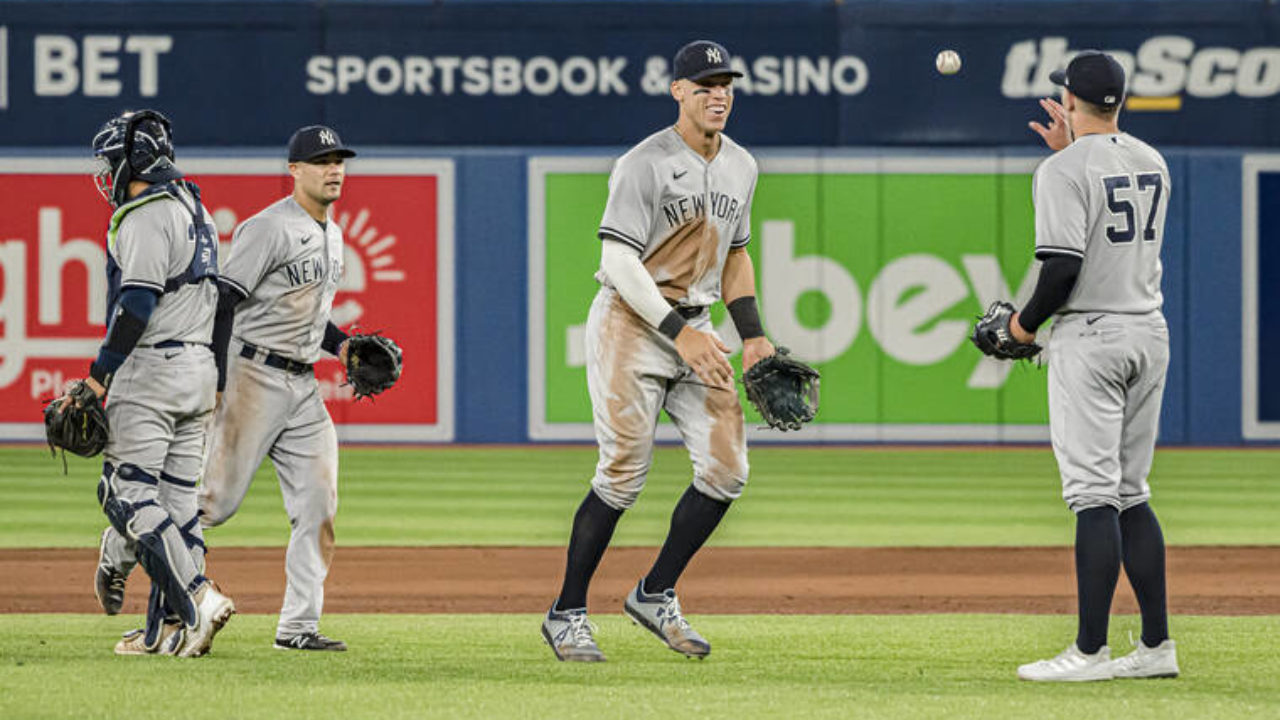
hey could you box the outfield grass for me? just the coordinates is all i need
[2,446,1277,548]
[1,614,1277,720]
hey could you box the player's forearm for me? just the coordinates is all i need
[212,282,246,392]
[89,287,160,388]
[599,239,686,338]
[722,247,764,340]
[1017,255,1083,333]
[721,247,756,304]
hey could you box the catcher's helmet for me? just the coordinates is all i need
[91,109,182,207]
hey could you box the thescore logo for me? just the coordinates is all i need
[1003,36,1280,99]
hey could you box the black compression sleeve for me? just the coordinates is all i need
[212,283,246,392]
[321,322,349,356]
[89,287,159,387]
[1017,255,1083,333]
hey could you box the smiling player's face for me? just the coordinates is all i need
[674,75,734,136]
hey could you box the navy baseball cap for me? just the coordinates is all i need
[1050,51,1126,108]
[673,40,744,82]
[288,125,357,163]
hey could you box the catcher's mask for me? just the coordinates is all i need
[92,109,183,207]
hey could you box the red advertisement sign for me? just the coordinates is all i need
[0,158,454,441]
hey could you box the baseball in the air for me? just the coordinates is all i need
[935,49,962,75]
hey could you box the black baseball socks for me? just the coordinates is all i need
[1074,505,1122,655]
[554,489,623,612]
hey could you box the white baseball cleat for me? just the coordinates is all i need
[1110,638,1179,679]
[541,606,606,662]
[1017,644,1114,682]
[177,582,235,658]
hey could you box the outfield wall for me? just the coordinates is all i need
[0,0,1276,444]
[1,147,1275,445]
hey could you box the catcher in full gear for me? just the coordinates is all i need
[541,40,816,664]
[58,108,237,657]
[93,125,402,653]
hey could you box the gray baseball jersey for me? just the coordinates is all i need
[198,194,344,638]
[1035,132,1172,512]
[220,196,345,363]
[596,127,757,309]
[1033,133,1169,315]
[109,186,218,345]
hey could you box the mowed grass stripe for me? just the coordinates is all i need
[1,446,1276,548]
[1,614,1278,720]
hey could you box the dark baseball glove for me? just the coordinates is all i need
[44,380,109,461]
[742,347,820,431]
[345,332,403,400]
[970,301,1042,361]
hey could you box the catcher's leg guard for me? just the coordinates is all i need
[102,463,204,627]
[141,582,170,650]
[134,523,199,628]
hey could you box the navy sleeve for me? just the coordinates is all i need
[213,282,248,392]
[1017,255,1083,333]
[89,286,160,388]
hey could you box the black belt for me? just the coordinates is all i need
[239,342,313,375]
[673,305,705,319]
[148,340,211,350]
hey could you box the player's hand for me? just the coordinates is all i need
[741,336,776,374]
[215,392,223,411]
[54,377,106,412]
[338,340,350,368]
[675,327,734,388]
[1029,97,1071,152]
[1010,312,1037,344]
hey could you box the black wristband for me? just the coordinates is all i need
[727,296,764,339]
[321,322,350,356]
[658,309,687,341]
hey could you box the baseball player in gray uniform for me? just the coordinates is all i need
[95,125,355,652]
[1005,52,1178,682]
[542,40,774,662]
[78,109,235,657]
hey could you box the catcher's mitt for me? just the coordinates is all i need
[970,301,1042,361]
[44,380,109,460]
[742,347,820,431]
[345,332,403,400]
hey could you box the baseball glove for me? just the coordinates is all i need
[742,347,821,431]
[44,380,109,460]
[345,332,403,400]
[970,301,1042,361]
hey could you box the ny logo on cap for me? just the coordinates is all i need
[705,47,723,64]
[319,129,336,146]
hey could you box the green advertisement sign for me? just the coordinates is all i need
[528,156,1050,441]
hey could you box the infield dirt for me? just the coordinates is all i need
[2,546,1277,615]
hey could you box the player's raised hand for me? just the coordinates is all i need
[1029,97,1071,152]
[675,327,734,388]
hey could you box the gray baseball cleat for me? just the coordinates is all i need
[541,606,606,662]
[623,581,710,659]
[274,632,348,651]
[94,527,134,615]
